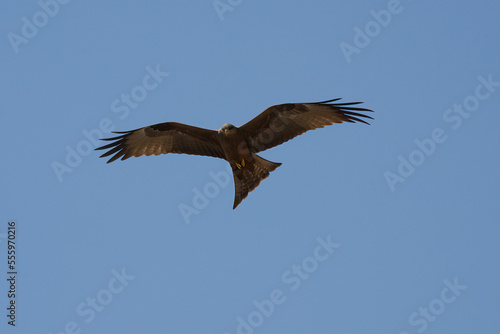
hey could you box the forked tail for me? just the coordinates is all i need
[232,155,281,209]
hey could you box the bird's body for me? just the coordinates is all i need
[96,99,373,209]
[217,123,251,166]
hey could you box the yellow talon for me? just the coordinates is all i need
[236,159,245,169]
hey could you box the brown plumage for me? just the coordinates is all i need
[96,98,373,209]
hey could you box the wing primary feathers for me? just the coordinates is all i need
[315,99,373,110]
[108,152,126,163]
[329,101,363,106]
[310,98,374,113]
[97,132,131,142]
[313,98,374,124]
[97,142,126,163]
[98,145,122,158]
[96,143,121,153]
[343,116,370,125]
[337,106,373,112]
[98,136,123,142]
[95,138,124,150]
[343,110,374,121]
[94,131,131,163]
[314,98,342,103]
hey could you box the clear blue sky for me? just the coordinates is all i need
[1,1,499,333]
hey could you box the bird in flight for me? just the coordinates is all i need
[96,98,373,209]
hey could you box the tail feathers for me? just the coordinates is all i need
[253,155,282,173]
[232,155,281,209]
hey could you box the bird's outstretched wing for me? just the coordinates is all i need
[240,98,373,153]
[95,122,225,163]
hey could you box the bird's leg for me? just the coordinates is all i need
[236,159,246,169]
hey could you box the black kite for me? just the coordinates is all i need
[96,98,373,209]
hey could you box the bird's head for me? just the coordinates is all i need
[218,123,237,135]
